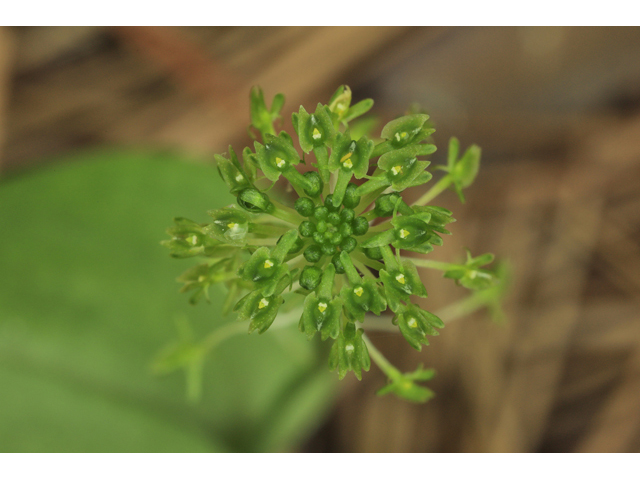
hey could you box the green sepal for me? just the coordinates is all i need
[299,292,342,341]
[395,304,444,351]
[379,260,427,312]
[374,193,413,217]
[348,116,380,141]
[238,246,288,296]
[177,260,235,304]
[405,171,434,189]
[235,290,284,334]
[380,114,431,149]
[388,160,431,191]
[249,86,284,140]
[204,206,250,246]
[379,149,431,191]
[297,104,335,153]
[313,145,330,184]
[236,188,274,214]
[328,322,370,380]
[328,131,373,179]
[162,217,219,258]
[402,243,434,255]
[455,143,481,189]
[339,251,361,285]
[443,137,481,203]
[317,263,337,299]
[412,205,456,228]
[376,365,436,403]
[330,168,353,208]
[340,278,387,323]
[165,217,203,233]
[327,85,352,125]
[360,229,396,249]
[254,133,300,182]
[342,98,374,124]
[390,216,431,250]
[271,229,300,263]
[214,146,252,194]
[242,146,260,183]
[378,144,436,167]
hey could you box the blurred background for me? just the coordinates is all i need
[1,26,640,452]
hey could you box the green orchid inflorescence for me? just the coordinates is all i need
[161,85,506,403]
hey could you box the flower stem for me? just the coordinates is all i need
[409,258,455,271]
[355,186,389,215]
[351,252,384,271]
[412,175,452,206]
[362,333,401,379]
[351,257,376,281]
[270,200,305,225]
[249,223,291,237]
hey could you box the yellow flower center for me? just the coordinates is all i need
[395,273,405,284]
[312,128,322,140]
[354,286,364,297]
[317,302,327,313]
[394,131,408,142]
[399,229,410,239]
[275,157,286,168]
[264,259,274,269]
[340,152,353,169]
[407,317,418,328]
[391,165,403,176]
[258,298,270,309]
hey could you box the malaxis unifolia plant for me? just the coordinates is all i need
[159,86,507,403]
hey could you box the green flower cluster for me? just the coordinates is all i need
[162,86,503,402]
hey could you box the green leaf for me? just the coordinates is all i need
[0,149,335,452]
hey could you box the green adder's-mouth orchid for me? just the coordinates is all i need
[161,86,507,403]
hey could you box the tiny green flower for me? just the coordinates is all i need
[395,304,444,351]
[328,322,370,380]
[296,103,336,153]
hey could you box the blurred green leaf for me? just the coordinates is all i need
[0,149,335,452]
